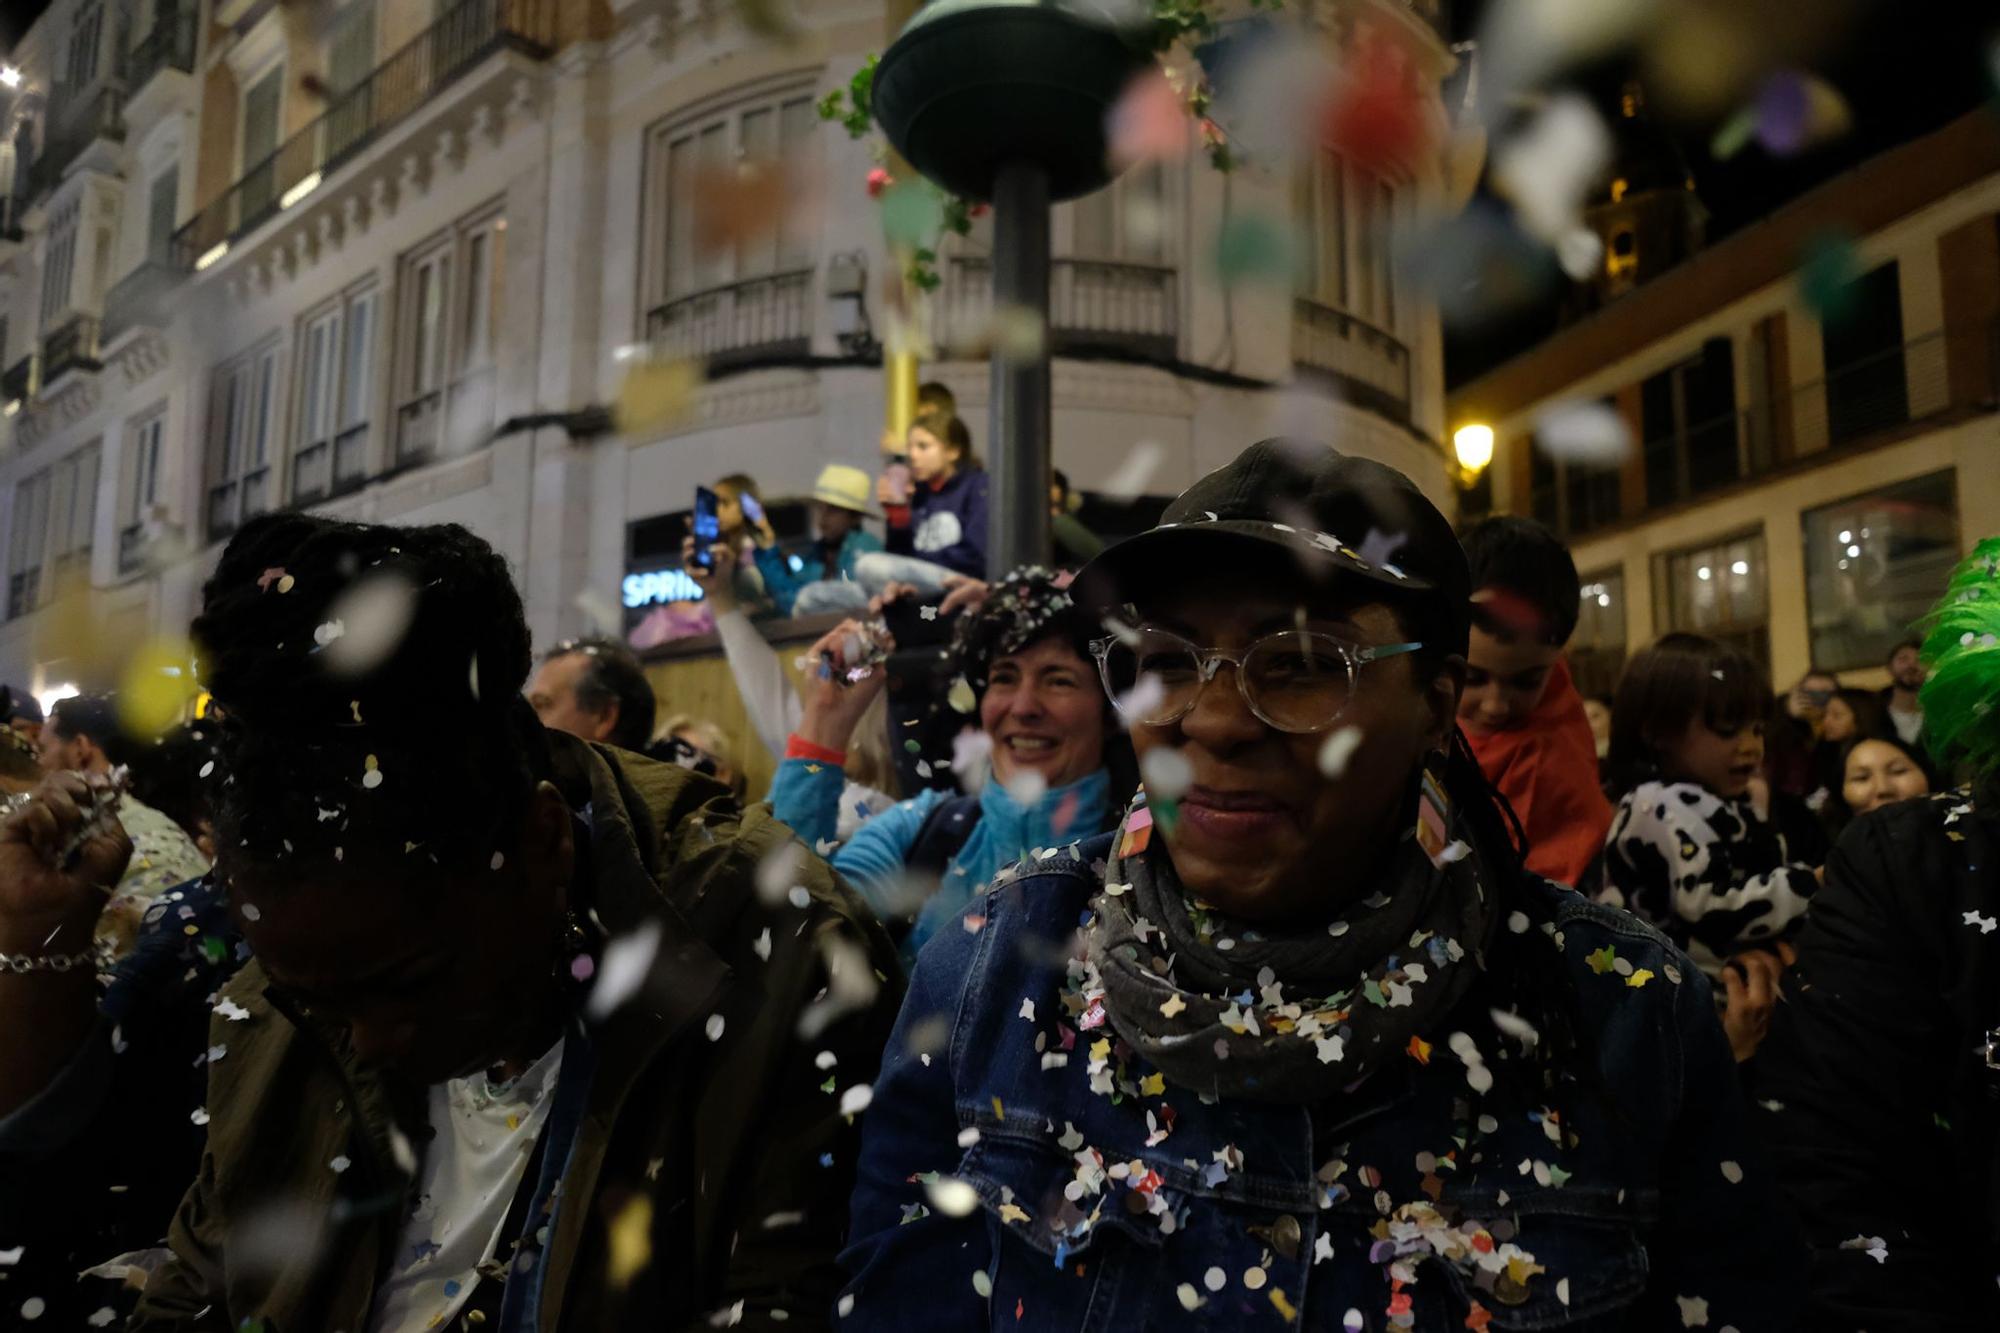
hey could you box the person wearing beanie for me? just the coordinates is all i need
[839,440,1802,1330]
[0,513,900,1331]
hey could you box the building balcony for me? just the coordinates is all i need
[118,522,146,575]
[171,0,558,269]
[292,425,372,504]
[28,81,125,199]
[645,269,814,374]
[1290,297,1412,422]
[125,10,198,102]
[41,314,103,386]
[1,353,38,410]
[939,256,1181,363]
[206,467,272,543]
[101,259,184,346]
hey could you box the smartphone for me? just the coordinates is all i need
[739,492,765,526]
[692,486,721,570]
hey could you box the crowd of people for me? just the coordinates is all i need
[0,434,1994,1329]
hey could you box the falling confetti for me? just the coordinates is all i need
[1106,67,1192,169]
[880,179,946,250]
[924,1175,980,1217]
[1491,94,1610,245]
[1213,213,1297,286]
[1534,400,1634,468]
[322,571,418,678]
[587,920,663,1020]
[615,355,701,436]
[1100,441,1166,499]
[1140,746,1194,801]
[608,1194,654,1288]
[1317,725,1364,778]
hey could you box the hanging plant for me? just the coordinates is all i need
[818,0,1287,289]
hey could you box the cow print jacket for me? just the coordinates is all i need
[1602,779,1818,975]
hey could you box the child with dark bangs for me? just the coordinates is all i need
[1602,633,1819,994]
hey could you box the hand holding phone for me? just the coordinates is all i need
[691,486,721,570]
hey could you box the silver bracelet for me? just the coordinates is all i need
[1,947,97,974]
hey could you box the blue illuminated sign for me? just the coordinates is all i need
[623,568,706,608]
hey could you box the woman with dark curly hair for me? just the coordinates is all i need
[770,567,1133,967]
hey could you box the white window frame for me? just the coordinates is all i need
[7,469,51,620]
[292,280,380,502]
[641,82,818,326]
[207,340,281,540]
[393,201,503,467]
[41,199,81,331]
[120,403,167,572]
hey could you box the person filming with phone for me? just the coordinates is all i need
[854,410,990,597]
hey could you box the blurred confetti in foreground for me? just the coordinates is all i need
[1213,212,1298,287]
[1106,67,1193,170]
[118,636,200,741]
[1534,400,1635,468]
[1491,94,1611,246]
[1796,229,1863,325]
[614,352,701,436]
[321,570,418,680]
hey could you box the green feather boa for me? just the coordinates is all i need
[1918,536,2000,774]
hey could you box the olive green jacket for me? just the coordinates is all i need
[129,732,902,1331]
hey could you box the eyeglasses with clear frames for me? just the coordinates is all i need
[1090,626,1424,734]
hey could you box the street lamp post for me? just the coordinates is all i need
[870,0,1148,578]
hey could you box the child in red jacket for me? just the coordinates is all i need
[1457,516,1614,888]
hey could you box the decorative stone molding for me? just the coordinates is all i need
[109,329,171,389]
[648,371,819,441]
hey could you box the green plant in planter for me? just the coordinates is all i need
[820,0,1287,289]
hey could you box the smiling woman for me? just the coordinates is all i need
[838,440,1805,1332]
[769,566,1134,969]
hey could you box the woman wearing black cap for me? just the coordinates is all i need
[837,441,1802,1330]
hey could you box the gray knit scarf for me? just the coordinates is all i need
[1083,799,1498,1102]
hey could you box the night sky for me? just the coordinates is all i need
[1444,0,2000,384]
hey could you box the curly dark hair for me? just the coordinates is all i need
[190,513,547,879]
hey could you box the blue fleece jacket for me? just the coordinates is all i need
[753,529,883,616]
[885,469,988,578]
[770,757,1112,966]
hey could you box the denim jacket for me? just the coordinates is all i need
[840,833,1803,1331]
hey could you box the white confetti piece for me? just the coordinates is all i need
[956,1126,981,1148]
[925,1176,980,1217]
[838,1084,873,1116]
[1204,1266,1226,1293]
[490,851,505,872]
[1314,1232,1333,1263]
[752,927,772,961]
[312,619,346,648]
[1114,673,1166,724]
[837,1295,855,1318]
[971,1269,993,1298]
[20,1297,45,1321]
[1001,769,1048,807]
[241,903,261,922]
[1719,1160,1743,1184]
[329,1154,351,1174]
[1101,441,1166,499]
[1317,725,1364,778]
[1492,93,1611,244]
[705,1014,726,1042]
[1677,1294,1709,1327]
[1535,399,1634,468]
[1176,1283,1203,1311]
[1963,910,1997,934]
[586,920,662,1020]
[190,1107,210,1126]
[1140,746,1194,801]
[1556,1277,1571,1306]
[1242,1265,1267,1290]
[87,1308,118,1328]
[1018,999,1036,1021]
[0,1247,19,1266]
[754,843,805,909]
[815,1050,838,1070]
[322,571,418,678]
[206,1044,228,1064]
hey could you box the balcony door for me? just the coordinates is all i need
[239,66,284,225]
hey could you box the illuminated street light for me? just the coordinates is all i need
[0,66,22,90]
[1452,423,1495,474]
